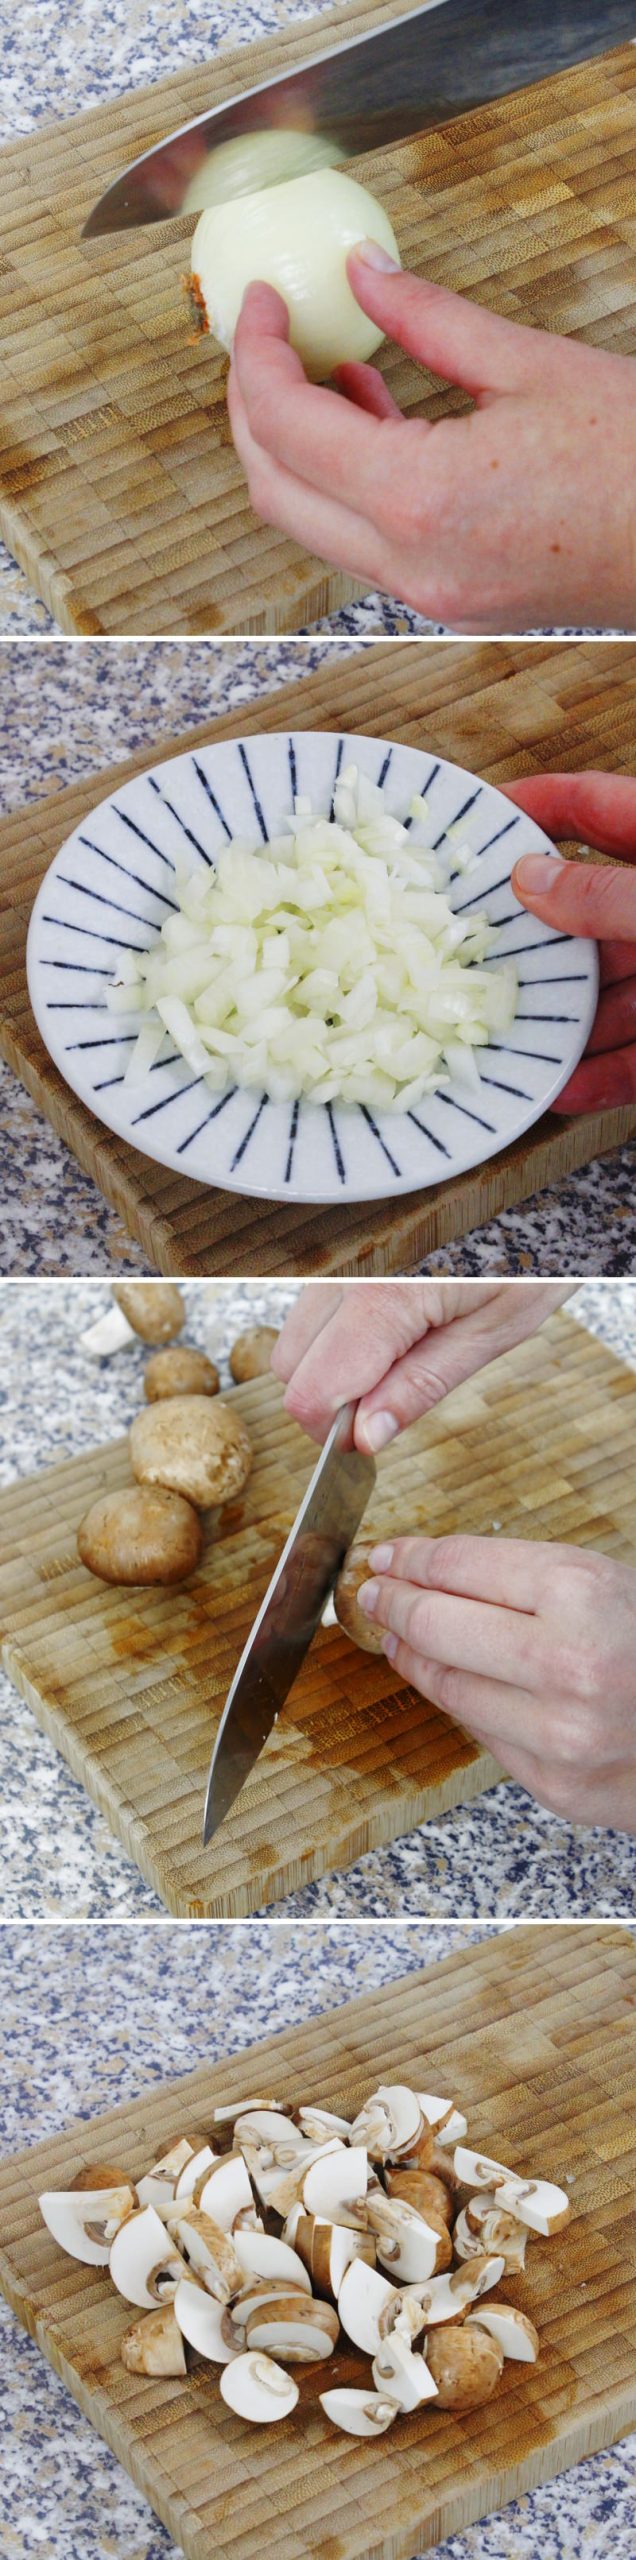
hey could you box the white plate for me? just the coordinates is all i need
[27,729,598,1206]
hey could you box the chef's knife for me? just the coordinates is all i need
[203,1402,375,1842]
[83,0,636,234]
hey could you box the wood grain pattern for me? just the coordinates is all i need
[1,638,635,1279]
[1,1311,634,1917]
[1,13,635,634]
[0,1925,635,2560]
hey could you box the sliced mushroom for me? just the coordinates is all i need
[453,2147,570,2236]
[455,2199,528,2274]
[220,2351,299,2423]
[366,2193,452,2283]
[424,2321,504,2410]
[417,2093,468,2146]
[372,2331,439,2411]
[320,2388,397,2438]
[229,1328,279,1382]
[194,2152,253,2227]
[39,2182,136,2267]
[137,2139,196,2216]
[166,2207,242,2301]
[234,2109,306,2169]
[396,2253,506,2333]
[268,2138,346,2219]
[302,2145,368,2225]
[212,2094,288,2127]
[144,1348,220,1401]
[130,1396,253,1510]
[351,2086,423,2164]
[337,2259,401,2356]
[113,1283,185,1345]
[109,2205,186,2308]
[174,2144,218,2204]
[245,2293,340,2364]
[71,2161,133,2193]
[233,2229,311,2292]
[333,1540,386,1656]
[225,2281,310,2343]
[385,2169,454,2232]
[77,1484,203,1586]
[121,2301,187,2378]
[174,2276,238,2364]
[294,2105,352,2143]
[292,2212,375,2301]
[467,2305,539,2363]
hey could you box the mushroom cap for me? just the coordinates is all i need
[144,1348,220,1402]
[77,1484,202,1586]
[130,1396,253,1510]
[424,2320,504,2409]
[113,1283,185,1344]
[121,2302,187,2377]
[386,2169,454,2231]
[229,1327,280,1383]
[333,1538,386,1655]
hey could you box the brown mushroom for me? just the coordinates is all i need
[121,2302,187,2378]
[333,1537,386,1656]
[113,1284,185,1344]
[229,1327,279,1383]
[130,1397,253,1510]
[144,1348,220,1402]
[77,1484,202,1585]
[424,2321,504,2410]
[385,2168,454,2231]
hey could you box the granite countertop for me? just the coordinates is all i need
[1,1275,635,1922]
[1,1919,635,2560]
[2,640,635,1278]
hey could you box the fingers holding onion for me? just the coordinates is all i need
[189,168,400,381]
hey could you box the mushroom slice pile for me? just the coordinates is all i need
[220,2351,299,2423]
[38,2077,568,2440]
[39,2181,136,2266]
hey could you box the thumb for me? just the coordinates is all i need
[346,245,554,399]
[512,853,636,943]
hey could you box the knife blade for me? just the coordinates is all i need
[203,1402,375,1843]
[83,0,636,234]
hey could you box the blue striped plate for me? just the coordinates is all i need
[27,730,598,1207]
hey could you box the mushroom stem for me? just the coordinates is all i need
[80,1304,135,1359]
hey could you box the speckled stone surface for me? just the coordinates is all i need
[2,640,634,1277]
[0,1276,635,1921]
[1,1919,635,2560]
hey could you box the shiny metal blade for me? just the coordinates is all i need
[82,0,635,233]
[203,1403,375,1843]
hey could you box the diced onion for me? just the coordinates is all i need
[106,765,518,1114]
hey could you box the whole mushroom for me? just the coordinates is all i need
[113,1284,185,1345]
[144,1348,220,1402]
[424,2321,504,2410]
[229,1328,279,1383]
[77,1484,203,1585]
[130,1396,253,1510]
[333,1537,386,1656]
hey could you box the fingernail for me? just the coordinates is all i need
[383,1632,399,1662]
[352,238,400,272]
[514,854,565,894]
[369,1543,394,1572]
[362,1410,399,1453]
[358,1580,380,1616]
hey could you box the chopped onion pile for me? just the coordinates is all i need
[107,765,518,1114]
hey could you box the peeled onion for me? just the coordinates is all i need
[189,166,400,380]
[182,127,344,215]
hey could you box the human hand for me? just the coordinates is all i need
[355,1534,636,1832]
[509,773,636,1111]
[272,1281,571,1450]
[227,253,636,632]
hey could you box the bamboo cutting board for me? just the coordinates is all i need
[1,13,636,634]
[1,1311,635,1918]
[0,1925,635,2560]
[2,638,636,1281]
